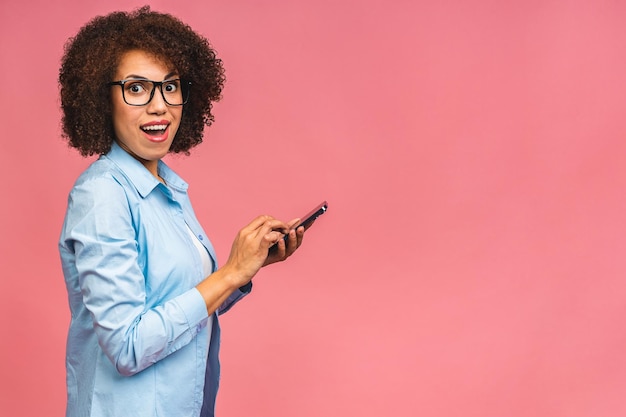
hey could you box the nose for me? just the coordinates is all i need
[146,86,168,114]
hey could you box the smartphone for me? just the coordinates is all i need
[295,200,328,231]
[271,201,328,248]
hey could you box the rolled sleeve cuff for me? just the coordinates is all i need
[175,288,210,330]
[238,282,253,294]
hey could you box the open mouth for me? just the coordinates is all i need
[141,124,169,136]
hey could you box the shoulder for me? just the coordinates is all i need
[73,153,145,192]
[73,156,127,186]
[68,157,135,212]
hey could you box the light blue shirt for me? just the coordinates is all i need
[59,142,248,417]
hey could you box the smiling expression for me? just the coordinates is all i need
[111,50,183,177]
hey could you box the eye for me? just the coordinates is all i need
[125,81,149,95]
[163,80,180,93]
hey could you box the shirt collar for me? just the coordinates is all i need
[105,141,188,198]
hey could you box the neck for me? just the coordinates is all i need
[142,160,160,179]
[114,141,162,182]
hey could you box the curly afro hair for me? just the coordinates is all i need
[59,6,225,156]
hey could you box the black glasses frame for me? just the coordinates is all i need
[108,78,192,106]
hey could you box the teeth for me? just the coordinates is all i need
[142,124,168,131]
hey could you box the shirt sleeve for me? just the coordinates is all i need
[218,282,252,315]
[63,175,209,377]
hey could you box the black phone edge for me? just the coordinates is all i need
[297,200,328,230]
[272,201,328,248]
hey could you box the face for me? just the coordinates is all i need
[111,50,183,176]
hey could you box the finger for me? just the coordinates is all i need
[278,218,302,248]
[262,219,290,237]
[286,218,301,230]
[284,228,299,256]
[294,225,305,249]
[245,217,289,240]
[296,224,305,244]
[242,215,274,232]
[267,232,287,259]
[264,230,285,248]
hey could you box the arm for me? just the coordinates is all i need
[63,177,209,376]
[195,216,305,313]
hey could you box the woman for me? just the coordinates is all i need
[58,7,305,417]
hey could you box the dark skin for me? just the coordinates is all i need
[110,49,305,315]
[196,217,305,314]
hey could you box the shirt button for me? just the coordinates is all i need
[198,235,203,240]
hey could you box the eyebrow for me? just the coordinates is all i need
[123,71,179,80]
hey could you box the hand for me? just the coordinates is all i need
[221,215,289,288]
[264,217,305,267]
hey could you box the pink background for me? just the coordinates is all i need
[1,0,626,416]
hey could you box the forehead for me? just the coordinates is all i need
[115,50,177,79]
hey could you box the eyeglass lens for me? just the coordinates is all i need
[122,79,187,106]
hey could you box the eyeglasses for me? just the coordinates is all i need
[108,78,192,106]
